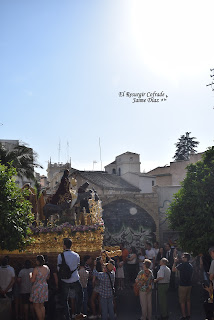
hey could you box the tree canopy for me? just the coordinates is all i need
[0,142,42,180]
[174,132,199,161]
[0,163,34,251]
[167,147,214,255]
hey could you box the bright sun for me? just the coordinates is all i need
[129,0,214,81]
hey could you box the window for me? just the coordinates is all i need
[112,168,116,174]
[152,180,154,186]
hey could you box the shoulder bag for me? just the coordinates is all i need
[106,271,117,298]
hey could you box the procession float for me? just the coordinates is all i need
[0,170,121,264]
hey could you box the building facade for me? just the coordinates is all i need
[147,152,203,186]
[105,151,156,193]
[69,168,159,249]
[148,152,204,243]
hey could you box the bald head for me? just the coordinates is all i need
[160,258,168,265]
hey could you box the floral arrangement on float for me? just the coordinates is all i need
[30,221,104,235]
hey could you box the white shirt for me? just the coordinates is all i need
[7,265,15,274]
[0,266,15,292]
[57,250,80,283]
[146,249,156,260]
[153,248,159,258]
[18,268,34,294]
[145,249,155,269]
[157,265,171,284]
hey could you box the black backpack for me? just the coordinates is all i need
[58,252,77,280]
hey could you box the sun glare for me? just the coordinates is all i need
[130,1,214,82]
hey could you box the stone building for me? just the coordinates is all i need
[147,152,203,186]
[46,151,204,248]
[105,151,156,193]
[147,152,204,243]
[104,150,204,246]
[70,169,140,195]
[69,168,159,249]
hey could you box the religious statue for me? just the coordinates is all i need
[50,169,72,205]
[22,183,38,216]
[37,189,47,220]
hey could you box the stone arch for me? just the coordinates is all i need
[102,196,158,249]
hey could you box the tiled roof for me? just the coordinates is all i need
[71,169,140,192]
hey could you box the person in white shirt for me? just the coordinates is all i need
[57,238,86,320]
[145,243,156,270]
[0,257,15,299]
[154,258,171,319]
[18,260,34,320]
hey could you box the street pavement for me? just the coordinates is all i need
[115,283,205,320]
[54,283,206,320]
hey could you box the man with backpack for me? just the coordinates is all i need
[57,238,86,320]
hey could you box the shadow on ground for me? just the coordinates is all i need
[53,283,206,320]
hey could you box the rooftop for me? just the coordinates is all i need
[116,151,139,157]
[70,169,140,192]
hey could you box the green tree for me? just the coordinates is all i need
[0,142,42,180]
[0,163,34,251]
[174,132,199,161]
[167,147,214,255]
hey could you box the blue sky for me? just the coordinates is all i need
[1,0,213,176]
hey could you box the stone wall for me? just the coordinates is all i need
[154,185,181,244]
[155,174,172,186]
[101,193,159,249]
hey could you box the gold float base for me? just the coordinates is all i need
[0,227,104,255]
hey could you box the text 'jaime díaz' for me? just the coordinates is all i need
[118,91,168,103]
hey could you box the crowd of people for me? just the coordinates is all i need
[0,240,214,320]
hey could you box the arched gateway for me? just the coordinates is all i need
[101,193,159,249]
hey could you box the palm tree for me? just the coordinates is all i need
[0,142,43,180]
[173,132,199,161]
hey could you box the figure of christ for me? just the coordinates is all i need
[50,169,72,205]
